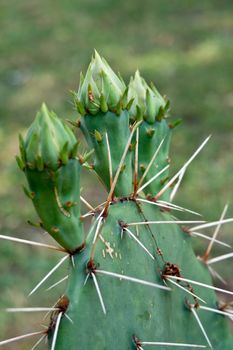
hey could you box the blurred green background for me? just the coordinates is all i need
[0,0,233,348]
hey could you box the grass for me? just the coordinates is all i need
[0,0,233,348]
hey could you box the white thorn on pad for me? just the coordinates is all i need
[96,269,171,291]
[124,227,155,260]
[0,331,44,347]
[91,272,106,315]
[191,307,212,349]
[28,255,69,296]
[51,312,62,350]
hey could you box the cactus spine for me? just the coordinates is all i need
[7,51,233,349]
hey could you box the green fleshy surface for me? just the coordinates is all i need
[80,110,133,197]
[51,201,233,349]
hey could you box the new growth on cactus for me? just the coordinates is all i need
[1,51,233,349]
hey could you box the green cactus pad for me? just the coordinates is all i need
[49,201,233,350]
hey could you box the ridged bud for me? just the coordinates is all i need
[21,103,78,171]
[127,70,168,124]
[75,50,126,115]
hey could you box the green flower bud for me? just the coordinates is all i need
[127,70,168,124]
[22,103,77,170]
[76,51,126,114]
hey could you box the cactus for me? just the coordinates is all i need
[2,51,233,350]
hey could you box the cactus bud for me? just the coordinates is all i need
[22,103,77,171]
[127,70,167,124]
[76,50,126,114]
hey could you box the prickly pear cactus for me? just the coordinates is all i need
[12,52,233,349]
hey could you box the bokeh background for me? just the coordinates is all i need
[0,0,233,348]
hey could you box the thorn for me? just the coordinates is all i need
[6,307,60,313]
[0,234,66,252]
[128,220,205,226]
[137,165,170,195]
[91,272,106,314]
[189,218,233,232]
[31,334,47,350]
[167,275,233,296]
[141,198,201,216]
[51,312,62,350]
[0,331,45,347]
[167,278,206,304]
[155,136,211,200]
[84,273,90,286]
[46,275,69,291]
[190,231,231,248]
[202,204,229,262]
[207,252,233,265]
[71,255,75,268]
[199,305,233,318]
[64,313,74,324]
[96,269,171,291]
[169,168,186,202]
[103,120,142,215]
[208,266,227,285]
[133,127,139,196]
[141,340,206,348]
[93,215,104,244]
[137,138,165,189]
[105,133,113,188]
[124,227,154,260]
[28,255,69,296]
[191,307,212,349]
[80,195,95,211]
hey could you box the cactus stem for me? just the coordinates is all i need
[103,121,142,216]
[190,231,231,248]
[199,305,233,318]
[124,227,155,260]
[154,135,211,201]
[208,266,227,285]
[31,334,47,350]
[105,132,113,188]
[95,269,171,291]
[133,127,139,196]
[51,312,63,350]
[137,164,170,194]
[0,234,67,252]
[80,195,95,211]
[91,272,107,315]
[169,168,186,202]
[190,218,233,232]
[46,275,69,291]
[137,138,165,190]
[0,330,45,347]
[128,220,205,226]
[28,255,69,296]
[201,204,229,262]
[190,307,213,349]
[167,278,206,304]
[207,252,233,265]
[168,275,233,296]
